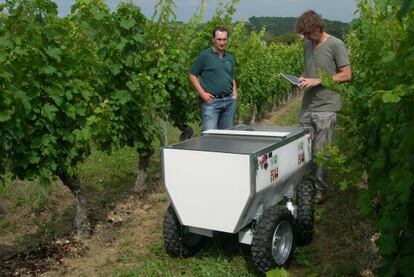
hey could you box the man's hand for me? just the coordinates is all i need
[189,73,215,104]
[232,93,238,100]
[200,91,215,104]
[299,77,321,88]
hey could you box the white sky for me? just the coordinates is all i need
[51,0,357,23]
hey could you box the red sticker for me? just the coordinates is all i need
[270,168,279,182]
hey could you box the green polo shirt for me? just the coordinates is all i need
[189,48,235,95]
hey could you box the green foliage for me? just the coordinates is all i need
[144,0,200,131]
[229,25,302,122]
[314,145,358,191]
[321,0,414,275]
[69,0,159,156]
[269,33,301,45]
[0,0,98,183]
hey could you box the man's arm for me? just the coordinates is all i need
[232,79,238,100]
[299,65,352,88]
[189,73,214,103]
[332,65,352,82]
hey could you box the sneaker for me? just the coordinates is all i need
[314,190,328,204]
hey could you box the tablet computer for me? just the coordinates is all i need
[280,73,301,86]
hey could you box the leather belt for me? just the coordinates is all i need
[213,93,231,99]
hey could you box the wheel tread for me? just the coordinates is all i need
[251,205,295,273]
[163,205,201,257]
[296,181,315,245]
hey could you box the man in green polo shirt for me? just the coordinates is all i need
[296,10,352,203]
[189,26,238,132]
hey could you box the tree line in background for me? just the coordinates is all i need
[247,16,351,44]
[0,0,302,239]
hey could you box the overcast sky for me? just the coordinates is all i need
[20,0,359,23]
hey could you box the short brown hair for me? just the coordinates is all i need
[212,26,229,38]
[295,10,325,35]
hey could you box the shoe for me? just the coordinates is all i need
[314,190,328,204]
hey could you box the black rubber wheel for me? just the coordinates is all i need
[163,205,204,257]
[251,205,295,273]
[295,180,315,245]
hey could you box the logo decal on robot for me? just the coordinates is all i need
[298,141,305,165]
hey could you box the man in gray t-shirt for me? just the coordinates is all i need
[296,10,352,203]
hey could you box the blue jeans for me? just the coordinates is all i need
[201,96,237,131]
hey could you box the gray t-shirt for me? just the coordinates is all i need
[302,35,350,112]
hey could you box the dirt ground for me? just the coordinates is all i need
[0,95,380,276]
[0,181,168,276]
[43,192,169,277]
[1,177,379,277]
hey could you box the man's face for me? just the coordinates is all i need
[212,30,228,51]
[303,30,323,43]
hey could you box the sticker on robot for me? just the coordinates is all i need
[258,154,268,170]
[270,167,279,182]
[270,153,278,166]
[298,141,305,165]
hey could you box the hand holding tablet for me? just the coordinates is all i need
[280,73,301,86]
